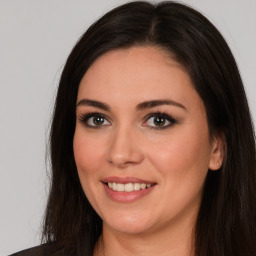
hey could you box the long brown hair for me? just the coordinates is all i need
[42,2,256,255]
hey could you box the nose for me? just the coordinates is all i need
[107,126,144,168]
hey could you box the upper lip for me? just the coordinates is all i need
[101,176,156,184]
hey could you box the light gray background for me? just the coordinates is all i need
[0,0,255,255]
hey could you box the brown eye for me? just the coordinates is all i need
[143,113,176,129]
[79,113,111,128]
[153,116,166,127]
[92,116,105,126]
[87,115,110,127]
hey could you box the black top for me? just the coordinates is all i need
[9,243,67,256]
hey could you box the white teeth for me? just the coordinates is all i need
[107,182,153,192]
[112,182,117,191]
[141,183,146,189]
[134,183,140,191]
[124,183,133,192]
[116,183,125,192]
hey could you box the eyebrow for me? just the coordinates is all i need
[76,99,186,112]
[76,99,110,111]
[136,99,187,111]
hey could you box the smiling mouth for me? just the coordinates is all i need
[102,177,157,202]
[105,182,153,192]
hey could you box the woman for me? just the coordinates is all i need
[11,1,256,256]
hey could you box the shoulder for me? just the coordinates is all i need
[9,243,68,256]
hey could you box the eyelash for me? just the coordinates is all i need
[78,112,111,129]
[78,111,177,130]
[143,112,177,130]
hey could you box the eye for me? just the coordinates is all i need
[78,113,111,128]
[87,116,110,126]
[143,113,176,129]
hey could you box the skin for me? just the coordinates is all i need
[73,46,224,256]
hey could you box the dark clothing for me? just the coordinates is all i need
[9,243,66,256]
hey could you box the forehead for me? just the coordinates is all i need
[77,46,199,108]
[80,46,183,85]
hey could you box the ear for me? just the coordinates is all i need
[208,133,226,171]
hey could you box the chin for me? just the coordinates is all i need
[103,211,155,235]
[108,223,152,235]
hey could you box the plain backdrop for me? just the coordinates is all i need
[0,0,255,255]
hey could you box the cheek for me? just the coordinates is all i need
[147,126,211,182]
[73,129,106,175]
[73,129,107,210]
[146,128,211,220]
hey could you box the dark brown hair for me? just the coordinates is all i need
[42,1,256,255]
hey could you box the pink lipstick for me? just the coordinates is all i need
[102,176,156,203]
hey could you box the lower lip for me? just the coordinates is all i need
[103,183,155,203]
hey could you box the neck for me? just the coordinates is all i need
[94,214,196,256]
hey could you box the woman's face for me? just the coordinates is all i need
[73,46,221,235]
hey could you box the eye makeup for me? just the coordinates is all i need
[77,110,177,131]
[143,112,177,130]
[78,112,111,129]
